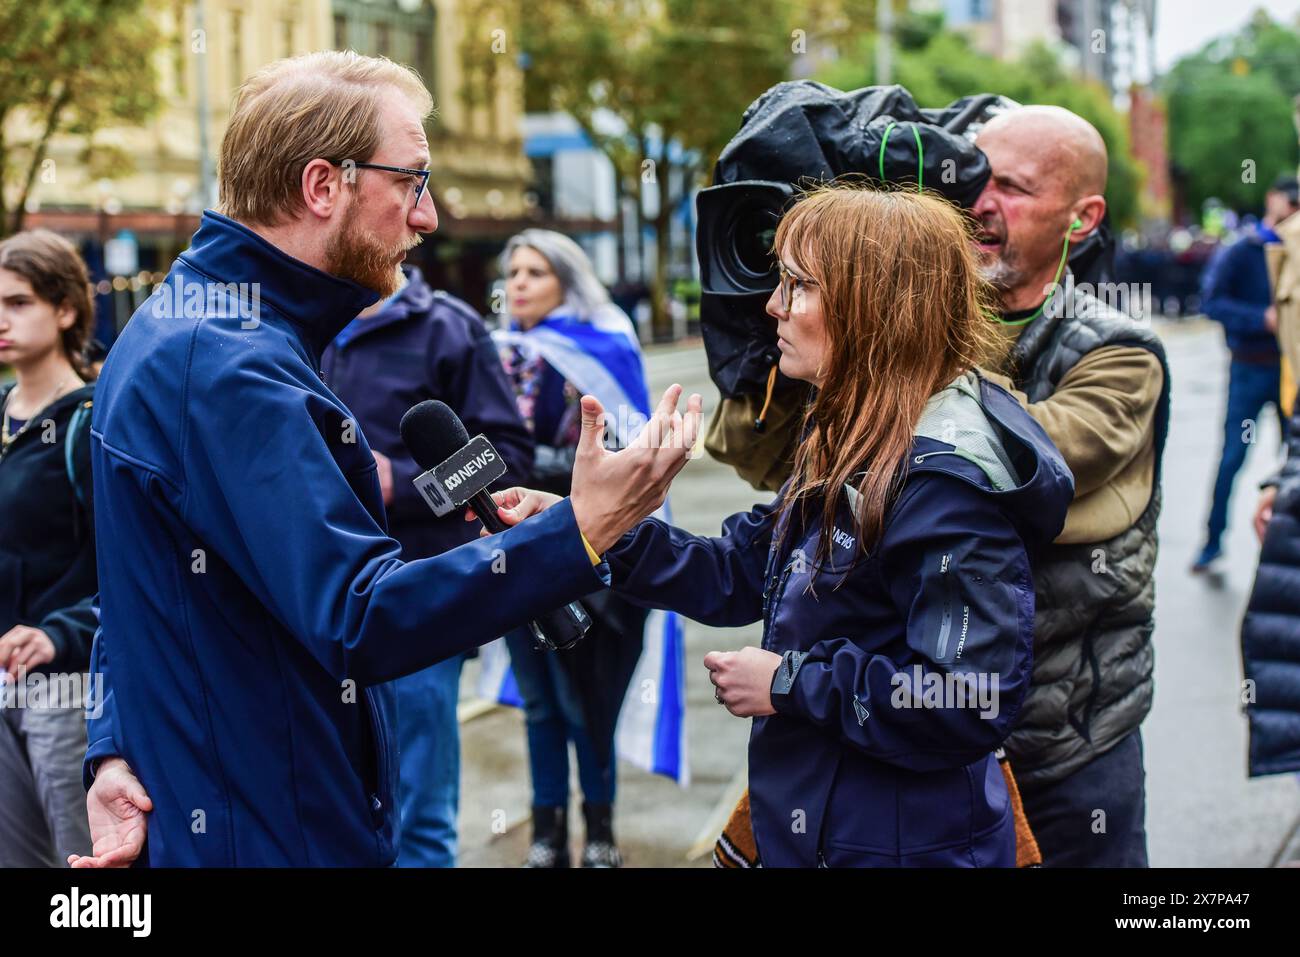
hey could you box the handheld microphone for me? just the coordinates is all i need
[399,400,592,652]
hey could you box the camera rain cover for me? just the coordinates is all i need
[699,81,1016,398]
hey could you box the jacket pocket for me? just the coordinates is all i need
[821,840,899,868]
[363,688,396,827]
[815,753,901,864]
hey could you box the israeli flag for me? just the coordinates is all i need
[481,307,690,785]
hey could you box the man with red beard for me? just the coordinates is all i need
[970,106,1170,867]
[71,51,700,867]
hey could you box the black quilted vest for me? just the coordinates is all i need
[1002,278,1171,788]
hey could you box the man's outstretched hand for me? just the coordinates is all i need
[68,757,152,868]
[467,384,702,552]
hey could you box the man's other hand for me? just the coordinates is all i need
[372,449,395,506]
[569,385,702,553]
[68,757,152,868]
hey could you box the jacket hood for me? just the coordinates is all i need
[898,370,1075,546]
[179,210,380,355]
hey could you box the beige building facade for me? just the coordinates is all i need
[11,0,533,311]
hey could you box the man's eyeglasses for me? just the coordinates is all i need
[777,260,818,312]
[332,160,431,207]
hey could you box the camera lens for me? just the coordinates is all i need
[697,181,792,295]
[733,205,779,280]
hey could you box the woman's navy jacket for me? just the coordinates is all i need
[606,373,1074,866]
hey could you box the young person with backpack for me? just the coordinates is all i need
[0,229,99,867]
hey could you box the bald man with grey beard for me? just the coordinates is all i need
[970,106,1170,867]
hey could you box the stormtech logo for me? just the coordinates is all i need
[49,888,151,937]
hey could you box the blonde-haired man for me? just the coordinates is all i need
[72,52,700,867]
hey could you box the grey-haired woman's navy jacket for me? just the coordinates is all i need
[605,373,1074,866]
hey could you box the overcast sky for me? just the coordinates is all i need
[1155,0,1300,71]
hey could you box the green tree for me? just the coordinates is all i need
[461,0,796,339]
[1164,10,1300,215]
[0,0,165,236]
[819,27,1143,227]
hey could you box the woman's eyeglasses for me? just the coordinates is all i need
[331,160,431,206]
[777,260,818,312]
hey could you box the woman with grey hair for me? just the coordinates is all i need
[493,229,656,868]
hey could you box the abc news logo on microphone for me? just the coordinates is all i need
[413,435,506,517]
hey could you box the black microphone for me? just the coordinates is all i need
[399,400,592,651]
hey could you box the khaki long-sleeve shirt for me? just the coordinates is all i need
[982,345,1163,544]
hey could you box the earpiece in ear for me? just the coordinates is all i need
[1069,218,1084,232]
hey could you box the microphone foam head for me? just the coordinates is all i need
[400,400,470,471]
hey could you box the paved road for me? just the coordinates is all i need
[454,319,1300,867]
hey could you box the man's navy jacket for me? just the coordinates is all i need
[84,211,605,866]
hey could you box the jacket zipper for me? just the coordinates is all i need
[363,690,391,817]
[759,538,782,635]
[762,551,801,651]
[913,450,961,466]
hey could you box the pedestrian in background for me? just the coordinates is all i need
[0,230,98,867]
[322,263,533,867]
[494,228,652,868]
[1193,175,1300,572]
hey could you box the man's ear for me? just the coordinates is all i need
[301,158,342,220]
[1069,195,1107,242]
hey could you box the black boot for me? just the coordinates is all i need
[580,802,622,868]
[523,805,569,868]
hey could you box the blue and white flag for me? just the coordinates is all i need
[482,306,690,785]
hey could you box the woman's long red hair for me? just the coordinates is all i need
[774,183,998,568]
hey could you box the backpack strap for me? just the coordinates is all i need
[65,399,93,508]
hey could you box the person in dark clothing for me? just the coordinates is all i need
[321,264,533,867]
[1244,386,1300,776]
[494,229,652,868]
[1192,177,1300,571]
[0,229,98,867]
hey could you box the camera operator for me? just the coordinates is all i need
[970,105,1170,868]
